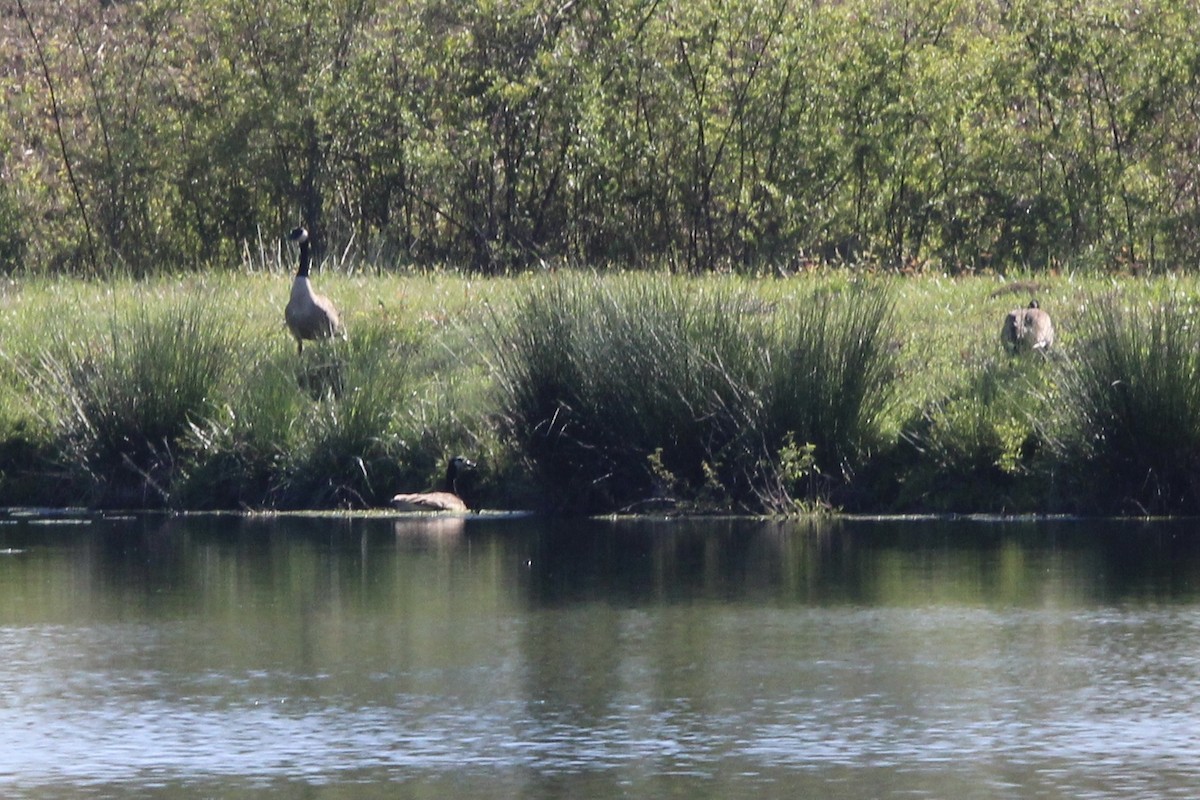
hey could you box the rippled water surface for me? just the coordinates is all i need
[2,511,1200,798]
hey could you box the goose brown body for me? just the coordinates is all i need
[285,227,342,355]
[391,456,476,512]
[1002,299,1055,353]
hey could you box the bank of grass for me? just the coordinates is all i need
[1,267,1199,514]
[0,268,506,509]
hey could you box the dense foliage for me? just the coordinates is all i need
[5,0,1200,275]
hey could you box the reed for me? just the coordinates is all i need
[22,298,243,506]
[491,274,899,513]
[174,338,304,509]
[1058,293,1200,514]
[761,284,898,499]
[493,275,761,511]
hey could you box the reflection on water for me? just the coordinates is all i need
[1,512,1200,799]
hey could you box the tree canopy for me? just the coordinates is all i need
[4,0,1200,275]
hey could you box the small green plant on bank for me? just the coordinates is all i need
[773,435,831,515]
[646,447,679,503]
[644,447,732,513]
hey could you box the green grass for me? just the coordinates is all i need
[890,354,1057,513]
[489,274,900,513]
[1056,292,1200,514]
[0,268,506,509]
[17,296,244,506]
[1,267,1199,515]
[762,283,898,493]
[490,275,772,512]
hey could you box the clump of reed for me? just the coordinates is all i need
[491,274,899,514]
[1056,293,1200,514]
[760,284,898,505]
[22,299,243,507]
[178,317,441,509]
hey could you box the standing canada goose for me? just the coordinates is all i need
[391,456,477,512]
[285,227,342,355]
[1002,299,1055,353]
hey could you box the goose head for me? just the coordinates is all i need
[445,455,477,493]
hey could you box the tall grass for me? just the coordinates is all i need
[1058,294,1200,514]
[491,274,899,513]
[8,270,1200,515]
[763,285,898,484]
[270,320,423,507]
[491,276,756,512]
[23,299,242,506]
[179,316,461,509]
[8,273,483,510]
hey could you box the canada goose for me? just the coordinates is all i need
[391,456,476,512]
[285,227,342,355]
[1002,299,1055,353]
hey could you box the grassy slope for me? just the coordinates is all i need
[0,267,1193,511]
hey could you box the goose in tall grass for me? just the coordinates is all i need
[1002,299,1055,354]
[391,456,476,512]
[285,227,342,355]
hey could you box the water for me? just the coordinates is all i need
[1,511,1199,799]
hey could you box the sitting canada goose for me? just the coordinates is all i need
[1002,299,1055,353]
[285,227,342,355]
[391,456,476,512]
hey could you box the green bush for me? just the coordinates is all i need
[8,0,1200,274]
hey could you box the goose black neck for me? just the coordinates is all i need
[444,462,458,494]
[296,239,311,278]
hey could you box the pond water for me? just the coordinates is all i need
[1,510,1199,799]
